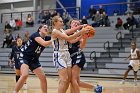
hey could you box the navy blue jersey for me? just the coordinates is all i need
[9,45,23,63]
[68,41,86,68]
[21,32,51,60]
[68,41,80,55]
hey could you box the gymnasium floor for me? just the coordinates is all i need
[0,74,139,93]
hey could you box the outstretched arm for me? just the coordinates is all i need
[52,29,87,42]
[68,35,82,43]
[35,37,52,47]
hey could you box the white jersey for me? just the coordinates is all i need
[129,48,140,71]
[52,29,68,51]
[51,29,71,70]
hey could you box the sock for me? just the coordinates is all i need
[13,91,17,93]
[16,75,20,82]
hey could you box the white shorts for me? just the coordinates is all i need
[129,60,140,71]
[53,51,71,70]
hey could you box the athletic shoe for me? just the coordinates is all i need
[120,80,125,84]
[23,83,28,90]
[94,84,103,93]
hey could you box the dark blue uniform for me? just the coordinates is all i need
[19,32,51,71]
[68,41,86,68]
[9,45,23,69]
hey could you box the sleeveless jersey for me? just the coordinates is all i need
[131,48,139,61]
[52,29,68,51]
[21,32,51,60]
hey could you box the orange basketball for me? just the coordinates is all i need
[83,25,95,39]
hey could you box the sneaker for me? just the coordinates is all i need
[134,80,137,86]
[23,83,28,90]
[120,80,125,84]
[94,84,103,93]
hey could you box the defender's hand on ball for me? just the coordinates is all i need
[82,25,96,39]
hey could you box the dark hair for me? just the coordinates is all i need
[16,37,22,42]
[37,25,44,32]
[131,41,136,45]
[117,17,120,20]
[68,18,79,25]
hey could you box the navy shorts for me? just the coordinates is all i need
[19,58,41,71]
[71,52,86,68]
[15,61,20,70]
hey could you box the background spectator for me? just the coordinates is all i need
[98,5,105,14]
[26,14,34,27]
[91,11,101,27]
[62,12,70,29]
[1,29,13,48]
[123,13,137,30]
[38,10,44,24]
[23,31,30,45]
[88,5,97,19]
[115,17,123,29]
[9,18,16,31]
[41,10,51,25]
[15,18,22,30]
[5,21,12,30]
[81,16,88,24]
[100,12,109,27]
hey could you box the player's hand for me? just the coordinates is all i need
[81,28,90,35]
[8,59,13,67]
[82,33,88,39]
[81,24,88,28]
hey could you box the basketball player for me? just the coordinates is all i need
[8,37,27,89]
[51,16,88,93]
[13,24,51,93]
[68,19,103,93]
[120,41,140,86]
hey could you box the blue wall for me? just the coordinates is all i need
[56,0,128,19]
[56,0,77,18]
[81,0,127,18]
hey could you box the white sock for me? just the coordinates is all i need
[13,91,17,93]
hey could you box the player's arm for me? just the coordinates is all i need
[65,25,82,35]
[52,29,87,42]
[79,37,87,50]
[35,37,52,47]
[68,35,82,43]
[65,24,87,35]
[124,54,131,60]
[8,48,14,66]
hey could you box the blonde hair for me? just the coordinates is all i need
[51,16,61,26]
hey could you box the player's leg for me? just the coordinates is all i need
[58,68,70,93]
[33,67,47,93]
[15,60,21,82]
[72,65,96,91]
[123,67,131,79]
[15,69,20,82]
[15,58,28,90]
[120,66,132,84]
[79,81,93,89]
[13,64,29,93]
[64,66,71,92]
[71,65,80,93]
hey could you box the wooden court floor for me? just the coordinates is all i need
[0,74,140,93]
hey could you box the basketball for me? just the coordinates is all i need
[83,25,96,39]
